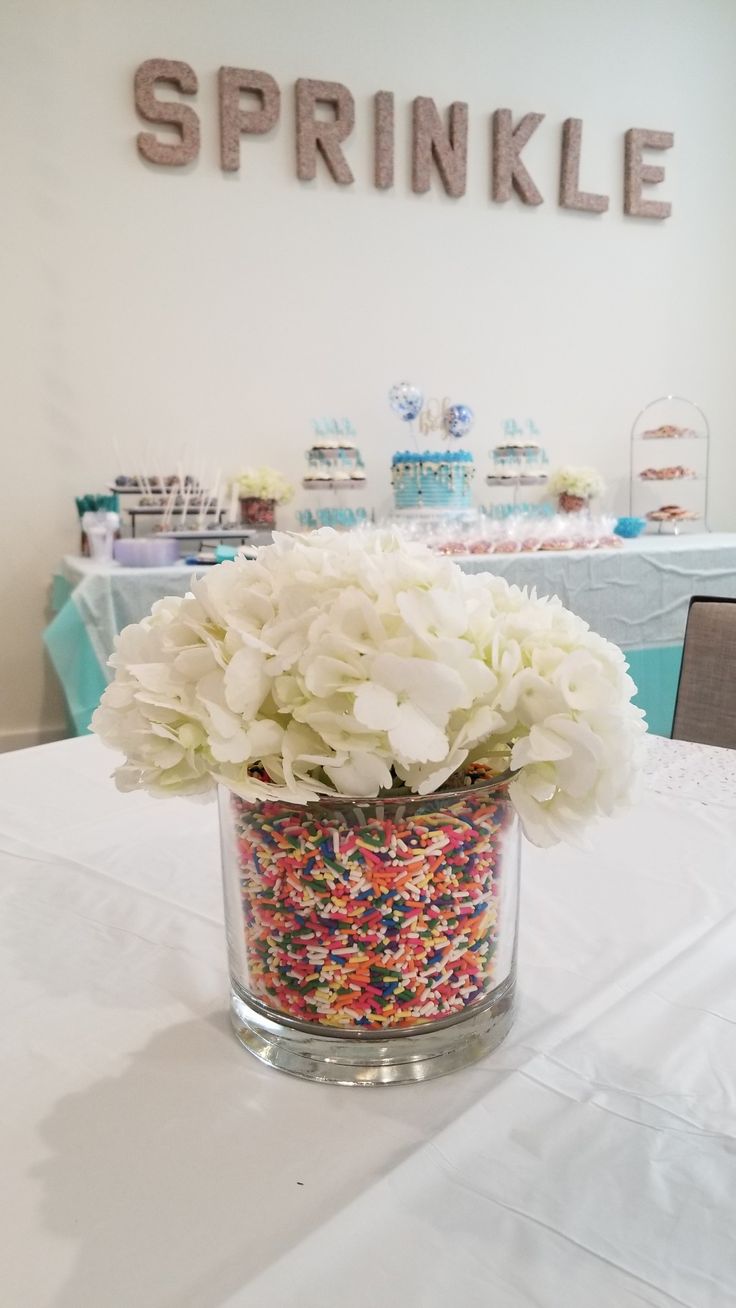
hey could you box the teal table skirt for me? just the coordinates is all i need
[626,645,683,738]
[44,576,108,736]
[44,566,684,738]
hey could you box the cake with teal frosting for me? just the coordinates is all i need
[391,450,475,511]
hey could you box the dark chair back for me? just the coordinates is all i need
[672,596,736,748]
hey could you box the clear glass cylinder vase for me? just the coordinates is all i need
[218,775,520,1086]
[239,496,276,528]
[558,491,589,513]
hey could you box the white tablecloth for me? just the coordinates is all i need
[2,735,735,1305]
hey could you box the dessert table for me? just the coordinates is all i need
[2,733,735,1307]
[44,542,272,735]
[462,532,736,736]
[44,557,194,733]
[46,534,736,737]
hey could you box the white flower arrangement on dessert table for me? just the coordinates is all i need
[92,528,646,847]
[548,465,605,500]
[233,467,294,504]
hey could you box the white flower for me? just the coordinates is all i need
[233,466,294,504]
[92,528,646,846]
[353,653,472,760]
[549,465,605,499]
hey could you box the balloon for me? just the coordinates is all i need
[445,403,474,439]
[389,381,424,423]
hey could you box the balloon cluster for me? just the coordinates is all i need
[388,382,474,440]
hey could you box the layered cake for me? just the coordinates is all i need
[391,450,475,511]
[303,438,366,490]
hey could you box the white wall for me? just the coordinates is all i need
[2,0,736,744]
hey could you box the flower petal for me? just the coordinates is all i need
[352,682,400,730]
[388,703,448,764]
[324,752,393,796]
[223,646,269,716]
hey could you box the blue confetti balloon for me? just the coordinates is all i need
[389,381,423,423]
[445,403,474,439]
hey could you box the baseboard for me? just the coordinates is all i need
[0,723,71,753]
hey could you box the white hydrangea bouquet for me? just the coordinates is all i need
[93,528,645,847]
[234,466,294,504]
[549,465,605,501]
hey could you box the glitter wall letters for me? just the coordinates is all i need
[374,90,394,190]
[295,78,355,184]
[492,109,545,205]
[219,67,280,172]
[134,58,200,166]
[559,118,610,214]
[412,97,468,198]
[133,63,674,222]
[624,128,674,219]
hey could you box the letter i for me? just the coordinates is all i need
[374,91,394,189]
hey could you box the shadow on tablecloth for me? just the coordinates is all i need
[33,1006,537,1307]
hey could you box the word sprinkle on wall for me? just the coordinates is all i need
[133,60,674,220]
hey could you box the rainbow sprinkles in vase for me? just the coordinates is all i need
[226,767,516,1030]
